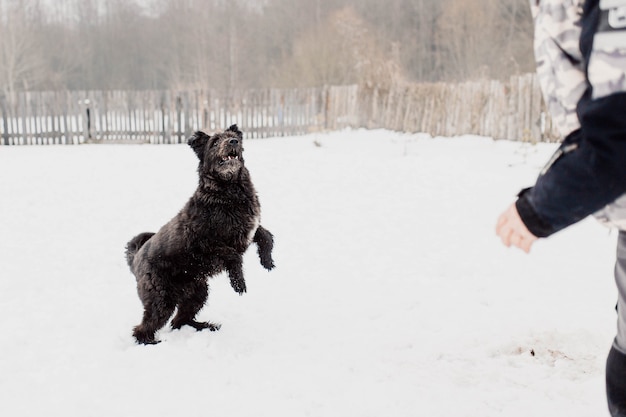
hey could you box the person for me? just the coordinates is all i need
[495,0,626,415]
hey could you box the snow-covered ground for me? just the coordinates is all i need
[0,129,619,416]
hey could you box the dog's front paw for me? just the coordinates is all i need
[260,256,275,271]
[230,277,247,295]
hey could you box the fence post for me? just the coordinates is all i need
[176,94,183,144]
[86,103,92,141]
[80,98,93,142]
[0,93,9,145]
[323,86,330,130]
[160,91,169,144]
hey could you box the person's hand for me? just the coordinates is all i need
[496,203,538,253]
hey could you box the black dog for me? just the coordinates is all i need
[126,125,275,345]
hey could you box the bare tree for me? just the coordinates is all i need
[271,6,401,88]
[434,0,533,81]
[0,0,535,91]
[0,0,45,97]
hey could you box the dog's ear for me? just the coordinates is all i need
[226,124,243,139]
[188,131,210,159]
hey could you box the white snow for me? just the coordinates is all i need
[0,129,619,416]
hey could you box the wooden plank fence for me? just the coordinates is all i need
[358,73,557,142]
[0,75,559,146]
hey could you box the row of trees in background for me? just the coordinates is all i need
[0,0,535,97]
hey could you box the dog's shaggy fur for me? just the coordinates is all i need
[126,125,275,345]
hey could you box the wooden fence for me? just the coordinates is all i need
[0,74,558,146]
[359,73,558,142]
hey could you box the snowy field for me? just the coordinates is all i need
[0,129,620,416]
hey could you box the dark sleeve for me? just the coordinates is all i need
[517,4,626,237]
[518,110,626,237]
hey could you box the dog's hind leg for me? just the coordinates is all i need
[171,280,221,332]
[254,225,275,271]
[132,279,176,345]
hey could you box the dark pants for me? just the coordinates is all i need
[608,231,626,416]
[608,346,626,416]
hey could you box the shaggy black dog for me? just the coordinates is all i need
[125,124,275,345]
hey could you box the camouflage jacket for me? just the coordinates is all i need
[516,0,626,236]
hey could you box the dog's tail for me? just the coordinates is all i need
[125,232,155,267]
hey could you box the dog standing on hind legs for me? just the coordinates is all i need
[125,124,275,345]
